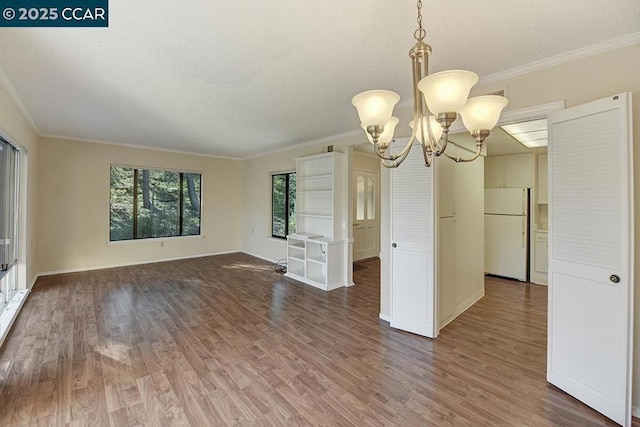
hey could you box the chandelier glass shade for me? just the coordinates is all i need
[351,1,508,168]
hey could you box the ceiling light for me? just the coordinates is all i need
[351,1,508,168]
[501,118,548,148]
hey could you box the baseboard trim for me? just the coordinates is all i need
[28,274,39,289]
[242,251,280,264]
[440,287,485,330]
[379,313,391,323]
[633,406,640,418]
[37,250,242,277]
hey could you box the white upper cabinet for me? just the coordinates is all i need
[484,154,535,188]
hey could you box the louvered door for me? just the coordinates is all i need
[389,140,436,338]
[547,93,633,426]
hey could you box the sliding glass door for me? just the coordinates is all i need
[0,137,19,311]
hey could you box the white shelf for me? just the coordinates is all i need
[288,268,305,277]
[298,213,332,219]
[289,242,305,249]
[307,274,327,285]
[297,174,333,180]
[286,152,346,292]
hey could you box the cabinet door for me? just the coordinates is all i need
[537,154,548,204]
[503,154,534,188]
[535,236,548,274]
[484,156,504,188]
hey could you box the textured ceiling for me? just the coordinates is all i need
[0,0,639,158]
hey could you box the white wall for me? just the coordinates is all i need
[0,81,39,289]
[36,137,244,273]
[352,150,379,172]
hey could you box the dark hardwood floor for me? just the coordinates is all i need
[0,253,632,426]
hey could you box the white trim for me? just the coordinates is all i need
[632,406,640,418]
[243,129,361,160]
[439,288,485,330]
[498,101,566,125]
[40,133,242,161]
[242,251,281,264]
[37,250,241,277]
[107,234,204,246]
[477,32,640,88]
[29,274,38,289]
[0,289,30,348]
[0,64,40,135]
[379,313,391,322]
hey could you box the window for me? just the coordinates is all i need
[272,172,296,238]
[110,166,202,241]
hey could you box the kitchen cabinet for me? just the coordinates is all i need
[537,154,548,204]
[533,231,548,285]
[484,154,535,188]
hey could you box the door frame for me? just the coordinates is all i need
[352,168,380,262]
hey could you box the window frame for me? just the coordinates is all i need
[0,137,20,280]
[271,171,296,239]
[109,165,202,242]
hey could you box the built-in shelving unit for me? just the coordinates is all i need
[285,152,347,291]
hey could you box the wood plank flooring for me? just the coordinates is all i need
[0,253,633,426]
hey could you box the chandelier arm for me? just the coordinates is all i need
[442,143,483,163]
[434,130,450,156]
[376,143,414,168]
[390,142,415,168]
[371,133,416,163]
[420,141,433,167]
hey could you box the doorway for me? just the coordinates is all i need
[351,144,381,263]
[353,170,379,261]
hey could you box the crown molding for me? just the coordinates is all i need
[393,32,640,110]
[40,133,243,161]
[242,129,362,160]
[0,63,41,135]
[477,32,640,88]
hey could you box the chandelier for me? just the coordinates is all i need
[352,1,508,168]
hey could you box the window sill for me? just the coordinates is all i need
[107,234,204,245]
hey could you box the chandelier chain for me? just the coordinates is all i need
[414,0,426,41]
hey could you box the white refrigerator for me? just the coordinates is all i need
[484,188,529,281]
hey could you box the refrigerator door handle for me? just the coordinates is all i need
[522,217,526,248]
[522,189,527,215]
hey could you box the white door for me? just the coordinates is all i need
[353,170,379,261]
[547,93,633,426]
[390,141,436,338]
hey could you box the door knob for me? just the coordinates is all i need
[610,274,621,284]
[392,243,397,248]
